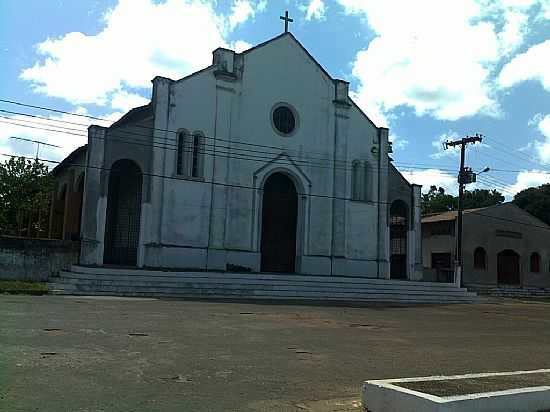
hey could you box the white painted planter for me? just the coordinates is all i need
[362,369,550,412]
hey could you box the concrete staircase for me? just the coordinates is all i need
[468,284,550,299]
[48,265,481,304]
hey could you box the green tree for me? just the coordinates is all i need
[422,186,504,215]
[0,156,54,237]
[421,186,457,214]
[462,189,505,209]
[513,184,550,225]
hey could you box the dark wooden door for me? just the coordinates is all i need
[260,173,298,273]
[497,250,520,285]
[104,160,142,266]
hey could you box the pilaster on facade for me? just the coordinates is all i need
[378,127,390,278]
[410,184,423,280]
[150,76,174,247]
[331,81,350,266]
[207,77,235,268]
[80,125,107,265]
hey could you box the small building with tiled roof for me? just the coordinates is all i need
[422,202,550,289]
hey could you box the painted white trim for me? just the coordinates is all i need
[363,369,550,412]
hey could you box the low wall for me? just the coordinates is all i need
[0,236,80,281]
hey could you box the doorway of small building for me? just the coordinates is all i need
[390,200,408,279]
[260,172,298,273]
[497,249,520,286]
[104,159,143,266]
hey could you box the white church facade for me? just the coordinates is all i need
[72,32,422,279]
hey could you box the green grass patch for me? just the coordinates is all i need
[0,280,48,295]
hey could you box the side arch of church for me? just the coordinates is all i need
[80,122,153,267]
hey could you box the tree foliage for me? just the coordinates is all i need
[0,157,54,236]
[422,186,504,215]
[421,186,456,214]
[513,184,550,226]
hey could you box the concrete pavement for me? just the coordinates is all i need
[1,295,550,411]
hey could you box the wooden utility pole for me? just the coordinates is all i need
[444,133,483,287]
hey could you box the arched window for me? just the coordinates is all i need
[530,252,541,273]
[474,247,486,270]
[177,131,204,178]
[351,160,368,201]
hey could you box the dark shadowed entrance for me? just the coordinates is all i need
[261,173,298,273]
[390,200,408,279]
[104,159,142,266]
[498,249,520,285]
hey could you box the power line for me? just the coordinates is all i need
[4,102,550,179]
[0,151,422,208]
[7,116,549,182]
[0,116,466,178]
[0,97,384,164]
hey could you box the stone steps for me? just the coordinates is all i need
[49,265,481,304]
[55,272,474,295]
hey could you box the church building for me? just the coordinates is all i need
[69,31,422,279]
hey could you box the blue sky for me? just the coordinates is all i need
[1,0,549,197]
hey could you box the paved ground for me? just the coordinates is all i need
[1,295,550,412]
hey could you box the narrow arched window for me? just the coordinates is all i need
[530,252,541,273]
[474,247,486,270]
[176,130,204,178]
[177,132,185,175]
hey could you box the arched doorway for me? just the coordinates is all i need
[497,249,520,285]
[390,200,408,279]
[104,159,143,266]
[260,172,298,273]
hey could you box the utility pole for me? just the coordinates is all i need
[444,133,483,287]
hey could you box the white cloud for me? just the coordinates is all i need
[231,40,253,53]
[228,0,255,30]
[506,170,550,194]
[389,133,408,151]
[20,0,245,108]
[303,0,327,21]
[529,114,550,163]
[498,39,550,91]
[499,9,529,55]
[339,0,545,126]
[110,90,150,112]
[400,168,458,195]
